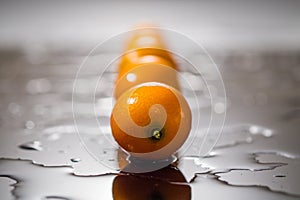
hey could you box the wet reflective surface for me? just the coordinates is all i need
[0,49,299,199]
[113,165,191,200]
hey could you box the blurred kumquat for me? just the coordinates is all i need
[110,26,191,160]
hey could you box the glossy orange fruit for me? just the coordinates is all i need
[116,27,177,85]
[125,26,170,54]
[114,63,180,99]
[117,48,177,82]
[114,45,179,98]
[111,83,191,160]
[110,27,191,160]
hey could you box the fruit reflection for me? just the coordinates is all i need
[112,165,191,200]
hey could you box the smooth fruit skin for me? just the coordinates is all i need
[111,27,191,160]
[115,28,179,99]
[110,83,191,160]
[119,27,177,77]
[124,27,172,58]
[117,49,177,83]
[114,63,180,99]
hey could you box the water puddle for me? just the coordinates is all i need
[180,125,300,197]
[1,120,299,199]
[0,176,16,200]
[216,152,300,196]
[0,159,115,200]
[191,174,299,200]
[177,157,210,182]
[0,158,193,200]
[187,125,279,173]
[19,141,43,151]
[1,50,300,199]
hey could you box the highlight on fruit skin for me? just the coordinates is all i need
[114,63,180,99]
[110,82,191,160]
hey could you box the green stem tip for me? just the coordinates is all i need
[151,129,162,141]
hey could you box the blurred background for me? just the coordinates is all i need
[0,1,300,199]
[0,0,300,52]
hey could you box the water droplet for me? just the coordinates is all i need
[249,125,260,134]
[8,102,22,116]
[274,175,286,178]
[70,158,81,163]
[25,120,35,129]
[19,141,43,151]
[45,133,60,141]
[262,129,273,137]
[246,137,253,143]
[214,102,226,114]
[26,78,52,95]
